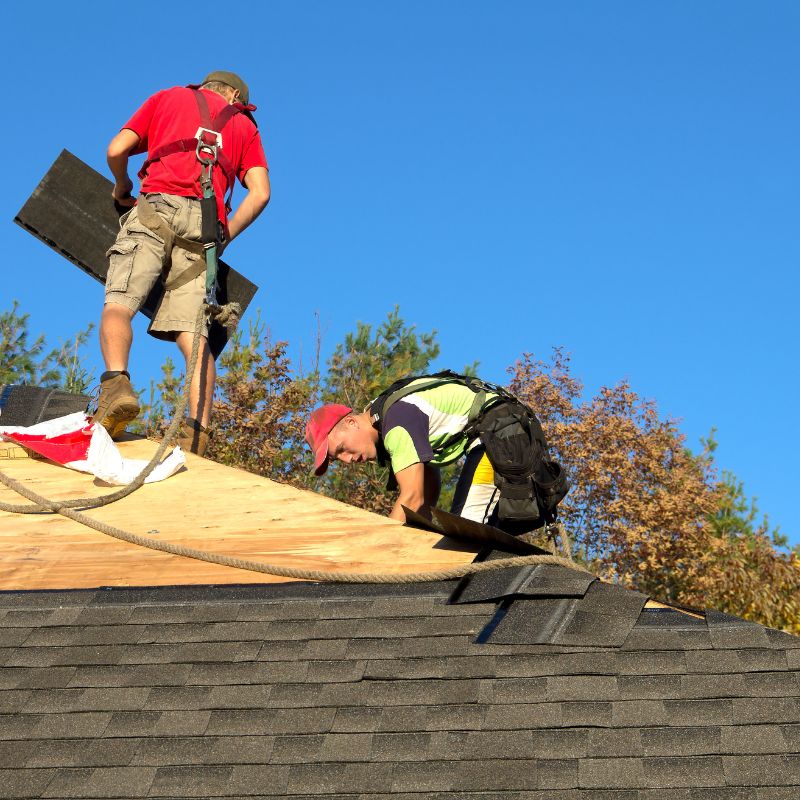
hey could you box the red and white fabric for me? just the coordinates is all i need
[0,413,185,485]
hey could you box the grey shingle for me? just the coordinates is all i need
[270,733,325,763]
[579,757,645,788]
[641,726,721,756]
[101,709,211,737]
[587,728,643,757]
[370,731,431,761]
[42,766,156,798]
[128,735,217,766]
[149,765,233,797]
[719,725,789,754]
[722,754,800,786]
[0,768,57,799]
[641,755,726,787]
[287,762,394,794]
[483,702,562,731]
[536,758,579,790]
[617,649,688,675]
[28,737,140,768]
[3,579,799,799]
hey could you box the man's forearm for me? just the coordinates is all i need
[389,492,424,522]
[227,188,269,241]
[107,151,130,185]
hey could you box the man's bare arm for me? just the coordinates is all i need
[389,462,426,521]
[106,128,141,207]
[389,462,440,522]
[227,166,270,242]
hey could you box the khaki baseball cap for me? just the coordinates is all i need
[200,71,250,105]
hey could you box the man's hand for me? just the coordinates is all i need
[107,129,141,208]
[112,177,136,207]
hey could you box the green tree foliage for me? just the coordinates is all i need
[0,301,94,392]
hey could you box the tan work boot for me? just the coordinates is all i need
[93,372,140,440]
[177,418,209,457]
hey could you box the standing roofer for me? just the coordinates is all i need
[305,371,569,533]
[94,71,270,455]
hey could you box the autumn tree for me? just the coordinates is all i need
[508,347,800,632]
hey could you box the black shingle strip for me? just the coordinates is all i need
[23,687,150,714]
[685,649,790,674]
[451,564,595,605]
[617,651,688,676]
[622,628,713,651]
[490,582,648,648]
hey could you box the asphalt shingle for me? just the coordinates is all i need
[1,579,797,799]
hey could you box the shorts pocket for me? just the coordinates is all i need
[105,238,138,293]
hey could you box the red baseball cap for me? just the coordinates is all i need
[305,404,352,476]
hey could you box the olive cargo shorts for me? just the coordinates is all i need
[105,193,209,340]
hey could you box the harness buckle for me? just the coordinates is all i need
[195,127,222,165]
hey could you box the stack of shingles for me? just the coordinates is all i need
[0,572,799,798]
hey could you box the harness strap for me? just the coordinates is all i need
[137,88,249,207]
[135,195,208,291]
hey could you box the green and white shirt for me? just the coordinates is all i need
[377,379,498,473]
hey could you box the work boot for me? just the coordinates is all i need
[93,371,140,439]
[177,418,209,457]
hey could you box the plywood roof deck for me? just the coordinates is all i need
[0,438,476,591]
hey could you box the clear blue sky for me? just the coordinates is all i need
[4,2,799,545]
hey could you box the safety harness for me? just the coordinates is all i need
[370,370,570,528]
[136,87,257,304]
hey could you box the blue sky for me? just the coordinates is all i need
[4,2,799,545]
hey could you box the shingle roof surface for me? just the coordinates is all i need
[1,579,799,799]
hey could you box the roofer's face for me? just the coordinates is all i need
[327,417,377,465]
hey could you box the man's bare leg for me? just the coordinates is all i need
[95,302,140,437]
[175,331,216,427]
[100,303,136,371]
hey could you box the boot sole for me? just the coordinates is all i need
[98,404,140,440]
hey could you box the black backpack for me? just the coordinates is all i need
[369,371,570,527]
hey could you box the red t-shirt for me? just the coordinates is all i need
[124,86,268,225]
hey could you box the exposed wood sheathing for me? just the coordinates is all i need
[0,439,475,590]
